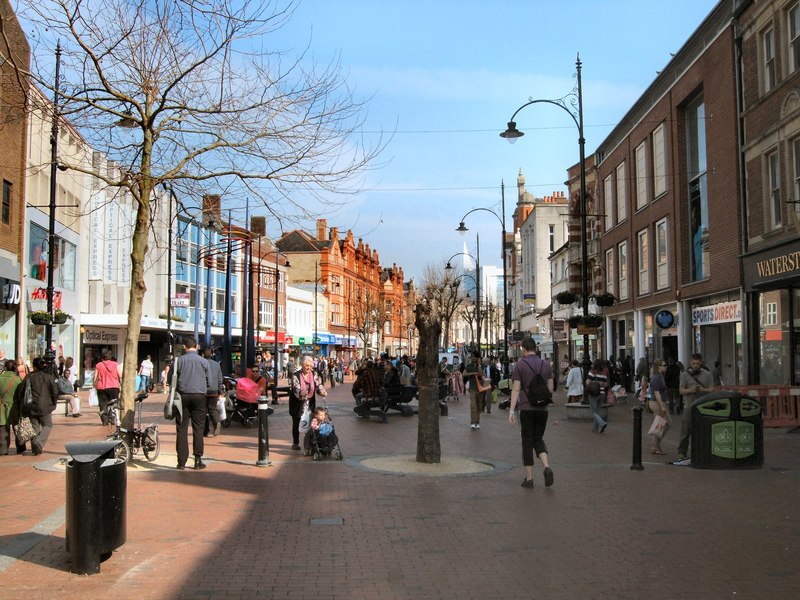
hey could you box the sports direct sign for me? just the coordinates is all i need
[691,301,742,326]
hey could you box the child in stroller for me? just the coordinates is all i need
[307,406,343,461]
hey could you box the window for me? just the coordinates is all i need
[2,181,10,225]
[603,175,614,231]
[605,249,615,296]
[616,162,627,222]
[618,241,628,301]
[768,150,783,229]
[263,301,275,328]
[687,94,709,281]
[548,224,555,253]
[384,321,391,334]
[278,304,285,328]
[764,27,776,92]
[652,124,667,197]
[635,142,648,210]
[793,138,800,213]
[638,229,650,295]
[790,3,800,73]
[766,301,778,326]
[28,222,76,290]
[655,219,668,290]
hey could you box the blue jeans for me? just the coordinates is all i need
[589,395,606,431]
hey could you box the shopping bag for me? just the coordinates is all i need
[88,387,99,407]
[606,389,617,405]
[15,417,37,445]
[217,395,226,421]
[648,414,670,440]
[298,401,311,434]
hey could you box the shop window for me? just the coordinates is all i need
[759,290,789,384]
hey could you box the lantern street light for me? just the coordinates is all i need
[500,54,591,376]
[444,236,480,355]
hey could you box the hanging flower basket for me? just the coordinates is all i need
[29,311,52,325]
[582,314,604,328]
[567,315,582,328]
[554,291,578,305]
[592,292,616,307]
[53,310,72,324]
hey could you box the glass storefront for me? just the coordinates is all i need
[756,288,796,385]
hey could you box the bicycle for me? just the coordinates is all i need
[104,390,160,463]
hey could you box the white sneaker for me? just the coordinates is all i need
[470,424,476,430]
[475,424,481,429]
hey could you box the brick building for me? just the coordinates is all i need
[278,219,407,359]
[0,0,29,359]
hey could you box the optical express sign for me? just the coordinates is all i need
[691,301,741,326]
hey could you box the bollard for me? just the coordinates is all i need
[256,397,272,467]
[630,405,644,471]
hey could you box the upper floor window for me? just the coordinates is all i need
[766,301,778,326]
[616,162,627,222]
[655,218,669,290]
[763,26,777,93]
[603,174,614,231]
[652,123,667,197]
[605,249,615,296]
[686,94,709,281]
[548,224,555,253]
[793,138,800,215]
[618,240,628,301]
[768,150,782,229]
[637,228,650,295]
[790,3,800,73]
[2,181,10,225]
[635,142,648,210]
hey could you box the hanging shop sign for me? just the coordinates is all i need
[654,310,675,329]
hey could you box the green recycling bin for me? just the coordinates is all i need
[690,391,763,469]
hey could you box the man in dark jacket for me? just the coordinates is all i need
[174,338,210,470]
[23,356,59,455]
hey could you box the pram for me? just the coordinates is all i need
[222,375,272,428]
[610,384,628,405]
[308,403,343,461]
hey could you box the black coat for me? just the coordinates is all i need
[21,370,58,417]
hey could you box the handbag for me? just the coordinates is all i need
[298,401,311,434]
[217,395,226,421]
[648,414,670,440]
[163,357,182,422]
[88,387,99,407]
[15,416,36,445]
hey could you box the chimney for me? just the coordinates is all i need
[202,194,221,226]
[316,219,328,240]
[250,216,266,237]
[330,227,338,240]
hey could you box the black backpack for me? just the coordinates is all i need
[523,358,552,408]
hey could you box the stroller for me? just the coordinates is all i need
[222,376,271,428]
[307,401,343,461]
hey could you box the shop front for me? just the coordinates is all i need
[689,299,743,385]
[81,326,124,387]
[742,239,800,385]
[0,275,21,360]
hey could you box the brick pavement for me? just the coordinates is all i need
[0,382,799,599]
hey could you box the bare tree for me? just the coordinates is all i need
[421,265,465,351]
[352,287,384,358]
[11,0,385,429]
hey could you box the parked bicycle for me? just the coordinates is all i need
[104,390,160,462]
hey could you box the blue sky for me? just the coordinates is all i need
[266,0,720,281]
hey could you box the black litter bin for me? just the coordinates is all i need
[690,391,763,470]
[65,440,127,574]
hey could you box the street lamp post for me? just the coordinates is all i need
[269,246,290,400]
[455,185,509,376]
[500,54,591,376]
[444,248,480,355]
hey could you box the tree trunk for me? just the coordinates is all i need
[415,301,442,463]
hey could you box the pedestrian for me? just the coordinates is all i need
[93,351,121,426]
[565,359,584,403]
[18,356,59,455]
[203,348,224,437]
[559,354,570,386]
[174,338,211,470]
[676,353,713,462]
[463,351,487,430]
[665,357,681,414]
[64,357,81,417]
[647,358,670,455]
[138,354,154,393]
[0,359,22,455]
[508,337,554,488]
[585,359,608,433]
[290,354,327,452]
